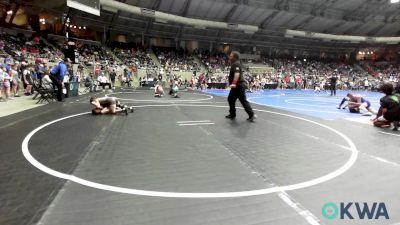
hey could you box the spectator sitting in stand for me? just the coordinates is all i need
[97,72,111,91]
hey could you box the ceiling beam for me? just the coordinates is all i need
[248,0,286,50]
[342,23,362,35]
[293,16,314,30]
[207,0,345,22]
[176,0,192,42]
[117,15,147,24]
[367,24,385,36]
[180,0,192,17]
[341,0,372,22]
[273,0,286,10]
[259,11,280,29]
[145,0,162,34]
[359,1,400,23]
[214,0,245,44]
[309,0,337,16]
[223,4,239,22]
[107,0,127,31]
[321,20,347,33]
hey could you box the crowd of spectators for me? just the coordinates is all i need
[113,47,156,69]
[0,31,62,63]
[361,62,400,82]
[201,55,400,92]
[154,47,200,72]
[74,42,116,66]
[199,51,230,74]
[1,27,399,104]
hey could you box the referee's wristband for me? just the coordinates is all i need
[232,80,238,85]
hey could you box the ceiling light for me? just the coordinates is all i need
[390,0,399,3]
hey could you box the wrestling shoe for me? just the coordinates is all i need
[130,107,134,113]
[247,114,257,122]
[124,108,128,115]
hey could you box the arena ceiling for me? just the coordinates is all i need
[22,0,400,52]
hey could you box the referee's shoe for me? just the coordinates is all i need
[225,114,257,122]
[247,114,257,122]
[225,115,236,119]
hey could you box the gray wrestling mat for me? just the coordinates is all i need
[1,90,399,225]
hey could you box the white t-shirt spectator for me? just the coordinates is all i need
[23,69,31,84]
[0,68,4,81]
[98,74,108,83]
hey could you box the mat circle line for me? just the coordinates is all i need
[22,104,358,198]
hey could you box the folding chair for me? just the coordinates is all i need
[32,79,57,104]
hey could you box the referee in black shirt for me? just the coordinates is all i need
[226,51,256,122]
[330,74,338,96]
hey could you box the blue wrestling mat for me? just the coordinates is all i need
[203,89,384,120]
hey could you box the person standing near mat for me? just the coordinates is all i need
[109,69,117,90]
[50,58,71,102]
[329,74,338,96]
[225,51,256,122]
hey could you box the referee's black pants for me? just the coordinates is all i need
[49,75,64,102]
[228,84,254,117]
[330,85,336,96]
